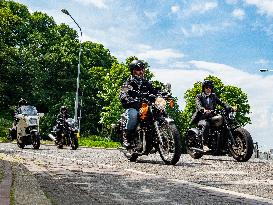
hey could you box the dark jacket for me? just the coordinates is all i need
[191,93,231,124]
[119,76,157,109]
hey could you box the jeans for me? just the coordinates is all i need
[125,108,138,131]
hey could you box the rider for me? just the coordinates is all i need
[191,80,234,151]
[9,98,29,140]
[119,59,158,148]
[56,106,70,126]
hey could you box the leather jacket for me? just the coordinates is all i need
[119,76,157,109]
[191,93,231,124]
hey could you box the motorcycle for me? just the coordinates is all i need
[185,109,254,162]
[48,118,79,150]
[10,105,43,149]
[115,92,182,165]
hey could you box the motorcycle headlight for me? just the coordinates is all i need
[155,97,166,110]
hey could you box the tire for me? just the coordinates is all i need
[158,122,182,165]
[229,128,253,162]
[185,130,203,159]
[71,135,79,150]
[17,140,25,149]
[32,132,40,149]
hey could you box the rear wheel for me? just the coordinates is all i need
[229,128,253,162]
[158,121,182,165]
[185,130,203,159]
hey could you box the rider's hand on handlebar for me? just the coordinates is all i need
[204,109,212,114]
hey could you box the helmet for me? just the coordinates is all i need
[60,106,67,112]
[18,98,28,107]
[129,60,145,74]
[202,80,214,91]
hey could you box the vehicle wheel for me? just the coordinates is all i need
[17,141,25,149]
[185,130,203,159]
[32,132,40,149]
[129,152,138,162]
[229,128,253,162]
[71,135,79,150]
[158,121,182,165]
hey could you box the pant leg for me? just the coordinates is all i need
[198,119,210,144]
[125,108,138,131]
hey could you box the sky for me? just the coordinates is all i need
[13,0,273,151]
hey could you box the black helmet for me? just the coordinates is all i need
[18,98,28,107]
[129,60,145,74]
[60,106,67,112]
[202,80,214,91]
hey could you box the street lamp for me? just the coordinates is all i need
[61,9,82,132]
[260,69,273,72]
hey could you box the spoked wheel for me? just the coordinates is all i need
[32,132,40,149]
[185,129,203,159]
[229,128,253,162]
[158,121,181,165]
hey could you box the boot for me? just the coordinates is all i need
[123,130,134,149]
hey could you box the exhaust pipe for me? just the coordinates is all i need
[48,134,56,142]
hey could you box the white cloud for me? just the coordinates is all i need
[186,1,218,15]
[73,0,107,9]
[137,48,184,64]
[232,9,245,20]
[171,5,180,13]
[255,59,270,66]
[225,0,239,4]
[245,0,273,16]
[180,22,232,37]
[151,60,273,151]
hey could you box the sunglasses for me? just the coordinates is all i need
[134,67,144,71]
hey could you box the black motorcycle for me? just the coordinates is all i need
[185,109,253,162]
[49,118,79,150]
[115,94,182,165]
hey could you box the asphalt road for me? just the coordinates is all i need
[0,143,273,205]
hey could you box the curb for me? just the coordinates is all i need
[0,160,12,205]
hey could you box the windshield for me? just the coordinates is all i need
[18,105,38,116]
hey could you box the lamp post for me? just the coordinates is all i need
[260,69,273,72]
[61,9,82,132]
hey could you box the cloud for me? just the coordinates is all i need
[171,5,180,13]
[151,60,273,151]
[245,0,273,16]
[73,0,107,9]
[225,0,239,4]
[232,9,245,20]
[255,59,270,66]
[185,1,218,16]
[180,22,232,37]
[137,48,184,64]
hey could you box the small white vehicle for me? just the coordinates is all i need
[14,105,44,149]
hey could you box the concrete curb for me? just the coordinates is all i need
[0,160,12,205]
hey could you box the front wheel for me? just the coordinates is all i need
[71,134,79,150]
[32,132,40,149]
[229,128,253,162]
[157,121,182,165]
[185,129,203,159]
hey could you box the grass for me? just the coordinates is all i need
[79,135,121,148]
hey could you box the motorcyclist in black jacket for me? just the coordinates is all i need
[191,80,234,151]
[119,60,158,148]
